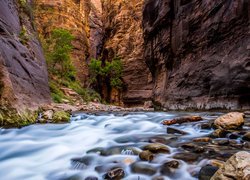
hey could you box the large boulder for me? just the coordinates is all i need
[214,112,244,130]
[211,151,250,180]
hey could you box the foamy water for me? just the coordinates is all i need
[0,112,219,180]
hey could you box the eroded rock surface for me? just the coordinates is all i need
[211,151,250,180]
[143,0,250,110]
[0,0,50,111]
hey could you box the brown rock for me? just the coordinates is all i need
[211,151,250,180]
[162,116,202,125]
[139,150,154,161]
[143,143,170,154]
[193,137,212,143]
[214,112,244,130]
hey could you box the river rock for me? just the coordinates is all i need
[193,137,212,143]
[85,177,98,180]
[242,132,250,141]
[211,151,250,180]
[214,112,244,130]
[181,143,205,153]
[103,167,125,180]
[200,123,213,129]
[209,159,225,168]
[199,165,219,180]
[130,162,157,176]
[167,127,188,135]
[211,129,229,138]
[162,116,202,125]
[173,152,199,162]
[143,143,170,154]
[212,138,229,146]
[163,160,180,169]
[139,150,154,161]
[227,132,241,139]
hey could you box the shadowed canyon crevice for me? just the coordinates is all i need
[143,0,250,110]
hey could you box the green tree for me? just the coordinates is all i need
[89,57,123,90]
[46,28,75,80]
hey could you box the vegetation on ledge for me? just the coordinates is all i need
[42,28,100,104]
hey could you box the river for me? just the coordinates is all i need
[0,111,247,180]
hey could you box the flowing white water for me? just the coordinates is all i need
[0,112,219,180]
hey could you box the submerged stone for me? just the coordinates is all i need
[130,162,157,176]
[167,127,188,135]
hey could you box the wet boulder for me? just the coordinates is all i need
[214,112,244,130]
[130,162,157,176]
[210,129,229,138]
[103,168,125,180]
[193,137,212,143]
[181,143,205,153]
[211,151,250,180]
[199,165,219,180]
[139,150,154,161]
[162,116,202,125]
[85,177,98,180]
[167,127,188,135]
[242,132,250,141]
[143,143,170,154]
[173,152,199,162]
[212,138,229,146]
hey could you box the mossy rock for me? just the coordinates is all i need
[52,111,70,123]
[0,106,38,128]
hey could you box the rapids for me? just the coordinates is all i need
[0,112,239,180]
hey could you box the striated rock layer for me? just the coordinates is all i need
[0,0,50,111]
[143,0,250,110]
[97,0,152,106]
[34,0,91,85]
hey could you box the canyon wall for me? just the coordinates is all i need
[98,0,152,106]
[34,0,91,85]
[143,0,250,110]
[0,0,51,110]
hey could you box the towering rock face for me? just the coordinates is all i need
[96,0,152,106]
[143,0,250,110]
[0,0,51,110]
[34,0,91,85]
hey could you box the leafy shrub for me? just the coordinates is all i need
[89,57,123,89]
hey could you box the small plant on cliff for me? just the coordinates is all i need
[89,57,123,89]
[19,26,29,45]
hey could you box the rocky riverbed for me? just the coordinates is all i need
[0,111,249,179]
